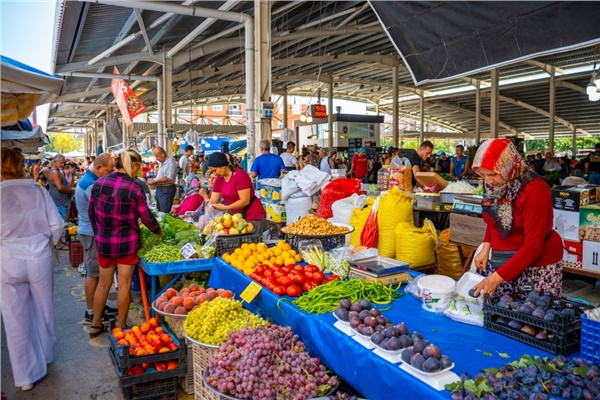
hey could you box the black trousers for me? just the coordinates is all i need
[155,185,176,213]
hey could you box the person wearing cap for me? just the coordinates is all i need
[250,139,285,180]
[471,139,562,298]
[207,152,266,235]
[148,146,178,213]
[350,147,369,182]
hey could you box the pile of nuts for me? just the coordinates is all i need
[283,215,349,235]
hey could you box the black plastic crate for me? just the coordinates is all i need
[215,233,260,256]
[283,233,347,251]
[483,293,591,336]
[108,321,186,368]
[109,346,186,387]
[484,319,581,356]
[121,377,178,400]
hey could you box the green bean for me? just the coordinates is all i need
[291,279,404,314]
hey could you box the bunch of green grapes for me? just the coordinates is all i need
[184,297,265,345]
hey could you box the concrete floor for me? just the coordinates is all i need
[1,250,193,400]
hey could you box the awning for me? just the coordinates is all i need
[1,56,64,126]
[369,1,600,85]
[1,125,49,152]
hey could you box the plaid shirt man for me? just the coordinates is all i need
[89,172,160,259]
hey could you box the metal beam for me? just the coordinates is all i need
[490,68,500,138]
[549,66,556,154]
[133,8,153,56]
[523,59,567,75]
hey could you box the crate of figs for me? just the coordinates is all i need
[483,290,592,355]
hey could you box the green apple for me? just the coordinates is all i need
[232,213,243,223]
[223,213,232,221]
[229,228,239,235]
[215,223,224,231]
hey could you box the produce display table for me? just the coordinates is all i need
[208,257,555,400]
[138,258,216,315]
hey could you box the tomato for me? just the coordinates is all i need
[279,276,292,287]
[273,270,285,279]
[263,269,274,278]
[304,271,313,281]
[293,265,304,272]
[265,281,276,291]
[311,271,326,283]
[323,275,341,284]
[286,284,302,297]
[302,281,315,293]
[254,266,265,275]
[249,273,259,280]
[305,265,319,273]
[282,266,292,273]
[272,286,286,296]
[291,274,305,285]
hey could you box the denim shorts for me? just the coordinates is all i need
[56,205,68,221]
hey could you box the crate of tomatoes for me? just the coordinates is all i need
[249,263,340,297]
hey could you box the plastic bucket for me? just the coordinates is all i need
[417,274,456,312]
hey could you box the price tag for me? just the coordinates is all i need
[240,281,262,303]
[181,243,197,259]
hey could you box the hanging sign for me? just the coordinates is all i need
[110,67,146,127]
[310,104,327,119]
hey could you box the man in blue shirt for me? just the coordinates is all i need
[450,144,470,181]
[74,153,117,325]
[250,139,285,180]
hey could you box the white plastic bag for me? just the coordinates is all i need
[390,156,411,168]
[331,194,367,225]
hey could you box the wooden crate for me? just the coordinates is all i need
[449,213,486,248]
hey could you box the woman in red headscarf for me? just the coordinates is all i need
[471,139,563,297]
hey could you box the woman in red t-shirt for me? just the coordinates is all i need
[471,139,562,297]
[206,152,266,235]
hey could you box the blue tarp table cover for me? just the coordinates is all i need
[208,257,555,400]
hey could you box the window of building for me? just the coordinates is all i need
[228,104,242,116]
[212,104,223,111]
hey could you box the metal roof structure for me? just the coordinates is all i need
[48,1,600,140]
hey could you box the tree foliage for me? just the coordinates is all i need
[44,133,82,154]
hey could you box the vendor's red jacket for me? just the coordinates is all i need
[483,178,562,282]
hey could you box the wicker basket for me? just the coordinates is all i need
[187,336,223,400]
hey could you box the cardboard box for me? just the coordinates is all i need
[579,205,600,242]
[262,201,286,223]
[449,213,487,247]
[553,209,581,242]
[581,240,600,272]
[562,239,582,264]
[551,185,600,211]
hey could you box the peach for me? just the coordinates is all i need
[140,322,151,333]
[163,303,175,314]
[197,287,206,294]
[174,306,187,315]
[182,297,195,310]
[191,305,200,311]
[170,296,183,307]
[165,288,177,299]
[167,360,178,370]
[222,290,234,299]
[188,284,199,292]
[207,291,219,301]
[216,288,225,295]
[148,317,160,329]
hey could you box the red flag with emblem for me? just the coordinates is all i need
[110,67,146,127]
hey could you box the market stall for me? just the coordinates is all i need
[207,257,556,400]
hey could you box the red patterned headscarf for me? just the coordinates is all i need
[472,139,539,238]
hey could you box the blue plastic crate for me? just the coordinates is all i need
[580,314,600,365]
[139,257,215,276]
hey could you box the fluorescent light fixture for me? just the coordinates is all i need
[590,91,600,102]
[300,114,307,122]
[587,81,597,96]
[306,116,313,123]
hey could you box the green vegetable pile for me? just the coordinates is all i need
[289,279,403,314]
[175,230,202,248]
[139,226,163,258]
[143,244,183,263]
[473,185,484,195]
[160,214,196,244]
[438,172,452,181]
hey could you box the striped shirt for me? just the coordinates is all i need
[89,172,161,259]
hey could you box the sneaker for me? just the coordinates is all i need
[21,384,33,392]
[84,311,116,325]
[103,305,118,316]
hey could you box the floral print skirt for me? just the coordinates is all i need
[486,262,562,297]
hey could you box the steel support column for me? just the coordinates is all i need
[572,126,577,159]
[163,54,173,152]
[328,75,334,151]
[490,69,500,138]
[282,88,288,129]
[549,66,556,155]
[392,63,399,148]
[419,92,425,144]
[475,82,481,144]
[255,0,271,156]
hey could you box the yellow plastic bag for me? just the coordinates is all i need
[395,219,437,268]
[377,187,415,258]
[436,229,469,280]
[349,197,374,246]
